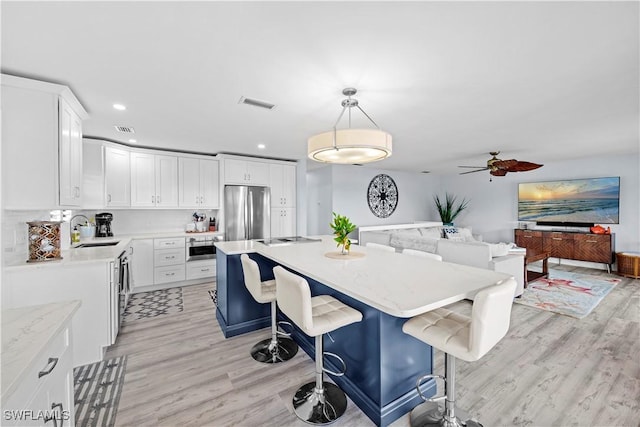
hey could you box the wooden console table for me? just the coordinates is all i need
[524,249,549,286]
[515,229,615,272]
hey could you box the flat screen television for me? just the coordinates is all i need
[518,177,620,226]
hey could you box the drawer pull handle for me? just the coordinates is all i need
[200,268,209,272]
[524,236,532,238]
[586,240,598,243]
[38,357,59,378]
[167,272,175,276]
[552,238,562,240]
[166,256,175,259]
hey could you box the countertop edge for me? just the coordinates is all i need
[1,300,81,402]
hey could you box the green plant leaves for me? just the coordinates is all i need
[434,193,469,223]
[329,212,356,248]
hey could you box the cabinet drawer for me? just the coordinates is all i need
[154,237,185,249]
[154,248,185,266]
[186,262,216,280]
[154,265,186,284]
[574,234,612,263]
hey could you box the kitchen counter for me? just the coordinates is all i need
[4,230,224,270]
[1,300,81,401]
[214,239,260,255]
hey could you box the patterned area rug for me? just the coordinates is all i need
[515,270,620,319]
[74,356,127,427]
[123,287,183,322]
[208,289,217,307]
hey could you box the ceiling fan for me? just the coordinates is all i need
[459,151,543,180]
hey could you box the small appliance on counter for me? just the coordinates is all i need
[95,212,114,237]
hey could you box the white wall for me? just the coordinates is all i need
[439,153,640,252]
[306,164,440,235]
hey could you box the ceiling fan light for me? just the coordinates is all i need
[308,129,392,164]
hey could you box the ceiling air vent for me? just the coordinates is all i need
[238,96,276,110]
[114,125,135,133]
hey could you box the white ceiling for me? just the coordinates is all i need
[2,1,638,174]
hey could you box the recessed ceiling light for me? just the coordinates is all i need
[129,139,137,143]
[113,104,126,111]
[257,144,266,149]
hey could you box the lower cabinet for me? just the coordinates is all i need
[271,207,296,238]
[130,239,154,290]
[186,259,216,280]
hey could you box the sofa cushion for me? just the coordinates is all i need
[390,233,439,253]
[420,227,444,239]
[488,242,511,257]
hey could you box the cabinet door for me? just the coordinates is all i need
[155,155,178,207]
[281,164,296,207]
[179,157,201,208]
[269,164,284,206]
[130,239,154,290]
[246,161,269,185]
[543,232,574,259]
[130,152,156,207]
[105,147,130,207]
[281,207,296,236]
[515,230,543,252]
[574,234,612,263]
[58,99,83,207]
[270,208,282,238]
[224,159,249,184]
[200,159,220,208]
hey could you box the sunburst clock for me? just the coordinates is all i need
[367,174,398,218]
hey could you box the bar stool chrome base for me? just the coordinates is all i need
[293,381,347,425]
[250,336,298,364]
[410,401,482,427]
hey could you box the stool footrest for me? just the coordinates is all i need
[277,320,294,337]
[321,351,347,377]
[416,374,445,402]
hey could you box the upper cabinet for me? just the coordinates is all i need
[269,163,296,208]
[224,158,269,186]
[178,157,220,209]
[2,74,88,209]
[105,146,131,207]
[130,152,178,208]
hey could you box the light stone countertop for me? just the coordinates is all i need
[238,236,512,318]
[214,239,260,255]
[1,300,81,401]
[5,231,224,270]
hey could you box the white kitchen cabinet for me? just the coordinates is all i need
[271,207,296,238]
[2,74,87,209]
[4,262,112,367]
[58,97,84,207]
[269,163,296,208]
[178,157,220,208]
[2,303,77,427]
[152,238,186,285]
[186,259,216,280]
[105,146,131,207]
[131,152,179,208]
[130,239,154,290]
[224,158,269,186]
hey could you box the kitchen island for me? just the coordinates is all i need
[215,237,512,427]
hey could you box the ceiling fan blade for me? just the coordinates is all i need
[460,169,488,175]
[505,161,543,172]
[458,166,489,169]
[490,169,508,176]
[492,159,518,169]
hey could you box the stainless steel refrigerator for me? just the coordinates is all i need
[224,185,271,241]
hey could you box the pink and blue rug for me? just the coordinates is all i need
[515,270,620,319]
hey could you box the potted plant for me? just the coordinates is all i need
[329,212,357,255]
[434,193,469,225]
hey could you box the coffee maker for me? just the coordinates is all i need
[95,213,114,237]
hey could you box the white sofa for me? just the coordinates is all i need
[358,224,524,297]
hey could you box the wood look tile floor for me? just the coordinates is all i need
[106,265,640,427]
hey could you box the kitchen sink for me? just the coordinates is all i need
[75,241,120,248]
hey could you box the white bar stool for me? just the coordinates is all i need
[273,266,363,425]
[240,254,298,363]
[366,242,396,252]
[403,249,443,261]
[402,278,517,427]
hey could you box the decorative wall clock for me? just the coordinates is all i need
[367,174,398,218]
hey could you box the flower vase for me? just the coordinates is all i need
[341,244,349,255]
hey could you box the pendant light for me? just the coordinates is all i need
[308,88,392,164]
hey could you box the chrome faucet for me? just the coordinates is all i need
[70,214,90,243]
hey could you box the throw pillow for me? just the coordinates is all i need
[456,227,476,242]
[488,242,510,257]
[389,234,439,253]
[443,227,459,239]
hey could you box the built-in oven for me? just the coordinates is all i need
[186,236,217,262]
